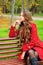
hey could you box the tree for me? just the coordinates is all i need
[38,0,43,13]
[26,0,40,14]
[0,0,43,14]
[6,0,11,13]
[2,0,6,13]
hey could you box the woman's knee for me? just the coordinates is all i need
[28,49,35,58]
[28,49,34,54]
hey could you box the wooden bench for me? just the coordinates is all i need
[0,37,43,65]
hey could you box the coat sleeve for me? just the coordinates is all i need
[9,26,15,37]
[22,23,38,51]
[9,25,19,37]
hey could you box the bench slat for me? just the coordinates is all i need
[0,46,19,49]
[0,54,18,58]
[0,37,18,41]
[38,61,43,65]
[0,42,19,45]
[0,50,20,54]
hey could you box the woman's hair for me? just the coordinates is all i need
[19,22,24,27]
[21,10,33,22]
[19,10,32,45]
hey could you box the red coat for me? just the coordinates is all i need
[9,26,18,37]
[18,23,43,60]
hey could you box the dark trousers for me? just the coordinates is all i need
[24,50,41,65]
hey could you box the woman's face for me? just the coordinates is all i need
[20,12,25,22]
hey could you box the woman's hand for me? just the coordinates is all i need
[21,51,26,59]
[16,20,21,24]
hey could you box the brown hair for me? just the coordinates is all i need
[19,10,32,45]
[21,10,33,22]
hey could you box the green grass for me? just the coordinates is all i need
[0,28,9,38]
[0,20,43,41]
[34,20,43,41]
[33,13,43,17]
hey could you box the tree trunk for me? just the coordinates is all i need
[22,0,24,11]
[11,0,15,25]
[2,0,6,13]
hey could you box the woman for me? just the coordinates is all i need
[18,10,43,65]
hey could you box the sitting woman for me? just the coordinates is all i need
[9,22,19,37]
[18,10,43,65]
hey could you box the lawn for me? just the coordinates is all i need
[35,20,43,41]
[33,13,43,17]
[0,20,43,41]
